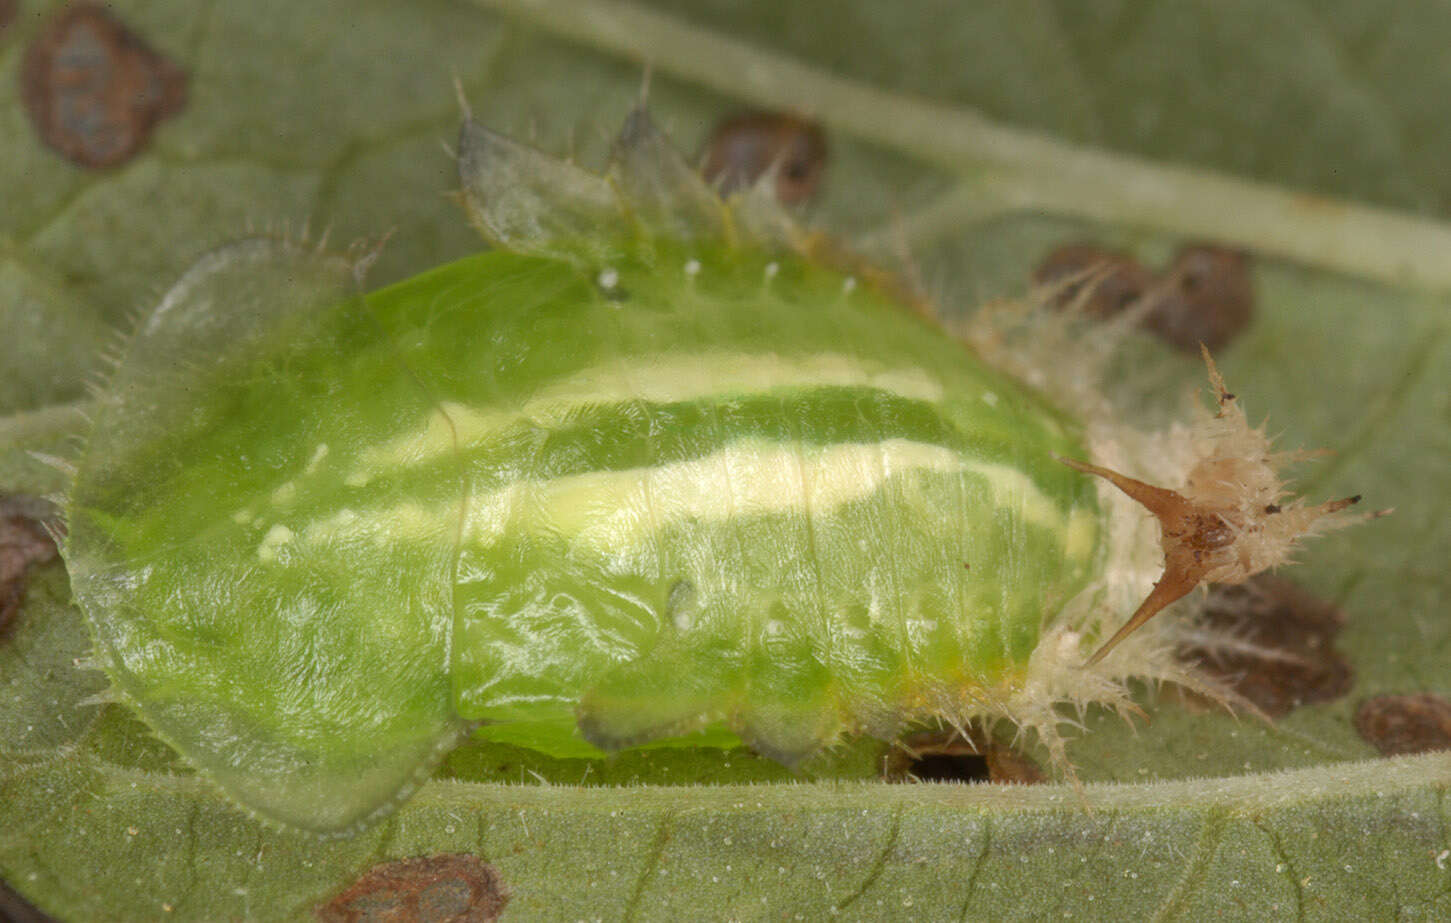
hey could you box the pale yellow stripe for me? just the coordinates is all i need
[350,351,944,478]
[304,438,1078,560]
[481,438,965,552]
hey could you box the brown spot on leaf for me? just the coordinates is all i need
[1033,242,1255,352]
[1145,244,1255,353]
[1033,244,1154,320]
[0,875,57,923]
[885,727,1044,785]
[1355,694,1451,756]
[1,495,62,639]
[21,3,187,169]
[0,0,18,36]
[1181,575,1352,718]
[700,111,827,205]
[981,740,1045,784]
[318,854,509,923]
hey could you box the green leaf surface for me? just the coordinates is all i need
[1,0,1448,919]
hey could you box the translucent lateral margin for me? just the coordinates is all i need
[457,118,623,263]
[63,238,468,834]
[607,106,726,241]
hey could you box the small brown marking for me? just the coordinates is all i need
[885,727,1044,785]
[1032,244,1153,320]
[1143,245,1255,352]
[1354,694,1451,756]
[318,854,509,923]
[1,496,62,639]
[700,111,827,205]
[0,874,57,923]
[1183,575,1352,718]
[21,3,187,169]
[0,0,19,36]
[1033,242,1255,352]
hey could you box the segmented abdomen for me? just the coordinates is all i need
[360,244,1100,760]
[64,240,1098,829]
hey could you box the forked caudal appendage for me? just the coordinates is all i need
[1061,347,1362,667]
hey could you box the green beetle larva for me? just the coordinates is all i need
[59,104,1357,833]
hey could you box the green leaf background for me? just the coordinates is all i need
[1,0,1448,919]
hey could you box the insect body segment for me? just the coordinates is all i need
[63,236,1097,832]
[413,242,1100,764]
